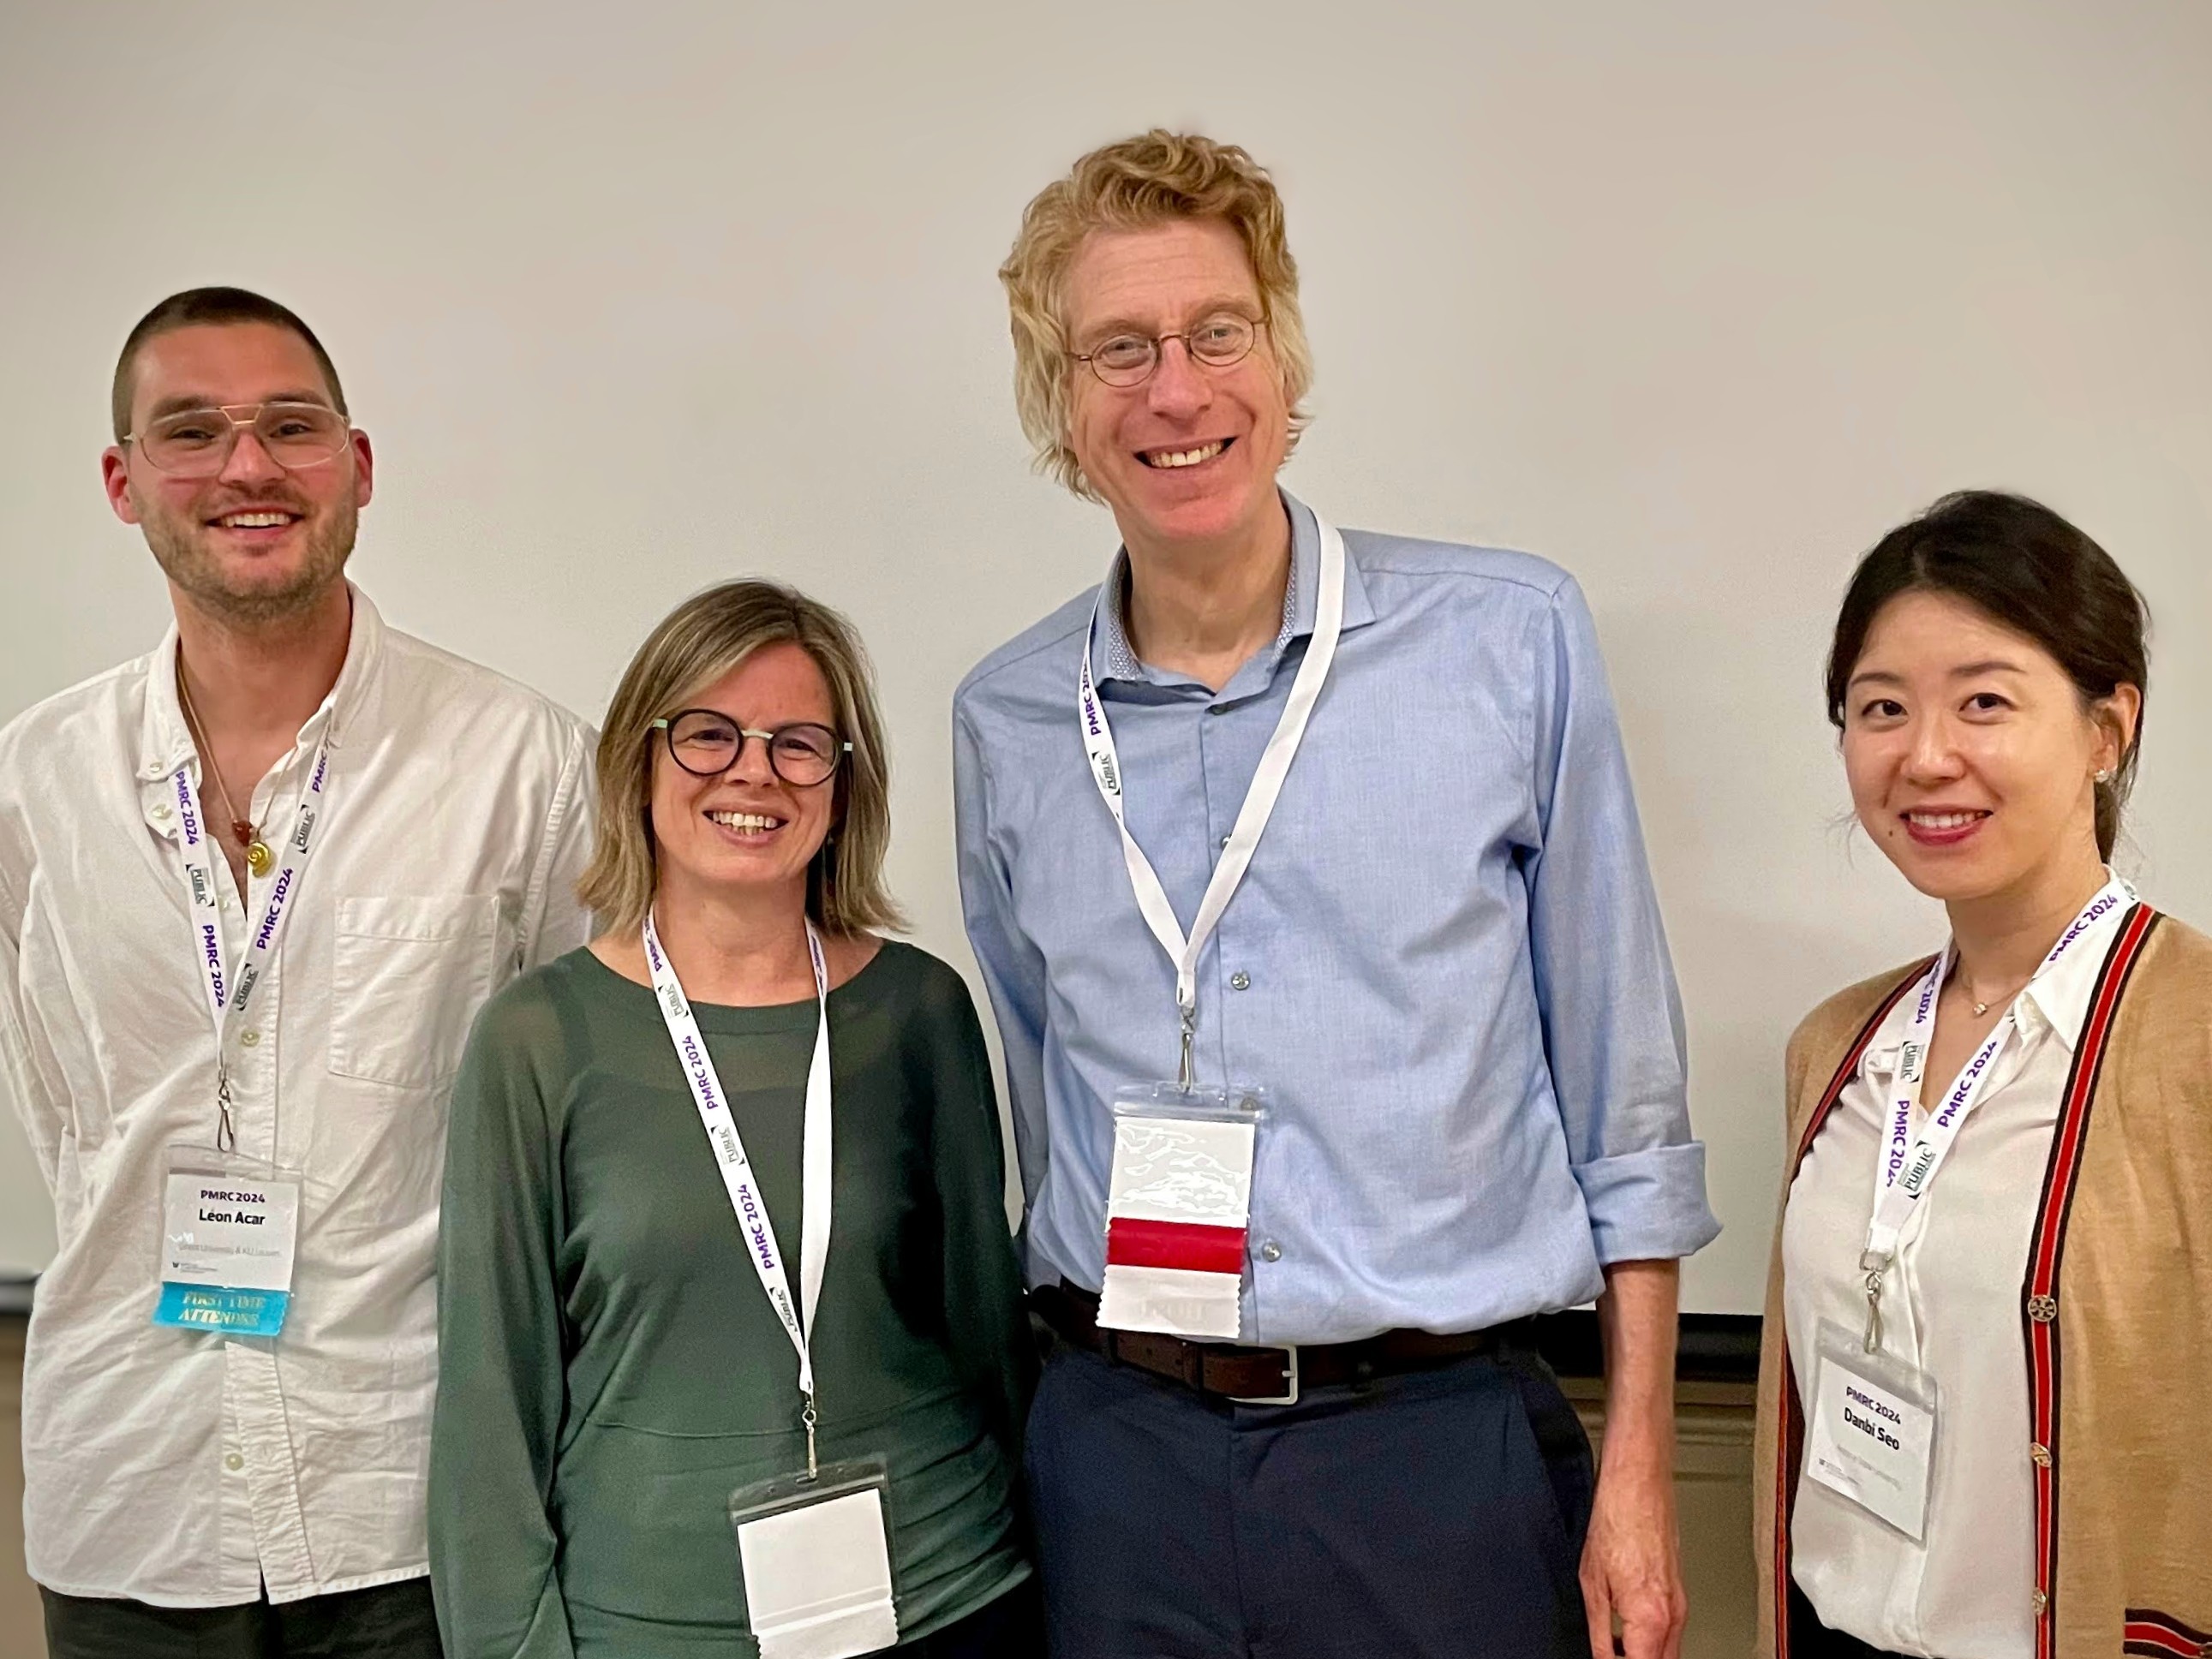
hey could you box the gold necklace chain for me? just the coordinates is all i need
[176,665,274,875]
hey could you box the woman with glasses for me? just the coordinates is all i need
[1751,493,2211,1659]
[429,580,1040,1656]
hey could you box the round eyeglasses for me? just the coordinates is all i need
[124,402,353,478]
[652,712,850,786]
[1071,312,1264,388]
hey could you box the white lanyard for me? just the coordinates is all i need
[1078,516,1347,1088]
[643,909,834,1477]
[170,737,334,1153]
[1856,874,2132,1349]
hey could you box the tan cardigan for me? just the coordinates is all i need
[1752,906,2212,1659]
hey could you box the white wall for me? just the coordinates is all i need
[1,1,2205,1310]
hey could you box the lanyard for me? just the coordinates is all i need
[1078,516,1347,1089]
[1856,874,2132,1351]
[170,737,334,1153]
[643,909,834,1477]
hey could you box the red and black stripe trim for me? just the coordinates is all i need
[2023,903,2159,1659]
[1770,962,1931,1659]
[2125,1607,2210,1657]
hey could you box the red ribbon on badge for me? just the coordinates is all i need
[1104,1217,1248,1274]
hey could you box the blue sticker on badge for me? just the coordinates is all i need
[153,1283,290,1337]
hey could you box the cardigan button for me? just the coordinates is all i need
[2031,1588,2048,1614]
[2026,1294,2058,1323]
[2029,1442,2052,1468]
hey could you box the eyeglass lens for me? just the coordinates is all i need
[666,713,842,785]
[136,403,350,477]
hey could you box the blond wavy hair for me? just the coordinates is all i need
[577,580,906,939]
[1000,129,1314,500]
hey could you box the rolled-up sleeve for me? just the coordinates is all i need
[1523,576,1720,1265]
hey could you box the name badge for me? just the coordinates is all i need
[731,1459,898,1659]
[1097,1083,1264,1340]
[153,1146,302,1339]
[1804,1319,1938,1542]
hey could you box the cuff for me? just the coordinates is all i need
[1570,1141,1722,1265]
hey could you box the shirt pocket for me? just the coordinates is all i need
[328,894,500,1091]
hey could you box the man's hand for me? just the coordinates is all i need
[1580,1439,1686,1658]
[1580,1258,1689,1659]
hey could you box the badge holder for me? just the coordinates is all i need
[153,1144,303,1339]
[1802,1317,1940,1543]
[1098,1083,1267,1340]
[729,1454,898,1659]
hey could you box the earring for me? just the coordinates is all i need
[2095,768,2113,784]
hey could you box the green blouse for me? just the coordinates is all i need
[429,942,1033,1656]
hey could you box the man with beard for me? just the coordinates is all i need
[0,288,595,1657]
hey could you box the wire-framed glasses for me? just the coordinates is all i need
[1072,312,1265,388]
[123,402,352,477]
[652,711,850,786]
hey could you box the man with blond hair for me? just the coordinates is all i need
[954,130,1718,1658]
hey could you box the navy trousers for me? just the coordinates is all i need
[1025,1340,1595,1659]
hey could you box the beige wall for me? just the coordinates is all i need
[3,3,2210,1307]
[0,1327,1750,1659]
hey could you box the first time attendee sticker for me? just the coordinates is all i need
[154,1149,302,1338]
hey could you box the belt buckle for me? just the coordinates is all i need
[1228,1345,1299,1406]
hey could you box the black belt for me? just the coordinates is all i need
[1031,1280,1524,1405]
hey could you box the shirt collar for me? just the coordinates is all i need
[2014,876,2135,1051]
[136,582,387,784]
[1091,489,1373,689]
[1861,875,2136,1072]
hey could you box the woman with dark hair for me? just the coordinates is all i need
[1750,492,2211,1659]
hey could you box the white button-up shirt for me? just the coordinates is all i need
[1781,892,2130,1658]
[0,588,595,1607]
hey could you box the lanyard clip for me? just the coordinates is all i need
[1176,996,1196,1093]
[1859,1252,1889,1353]
[801,1392,819,1483]
[215,1065,237,1155]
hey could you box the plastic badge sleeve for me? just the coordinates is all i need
[153,1143,303,1339]
[730,1455,899,1659]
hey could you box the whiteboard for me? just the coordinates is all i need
[1,2,2205,1311]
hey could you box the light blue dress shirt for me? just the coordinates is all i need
[953,492,1719,1345]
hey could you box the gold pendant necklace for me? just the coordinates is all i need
[176,667,271,876]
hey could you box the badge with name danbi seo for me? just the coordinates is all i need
[154,1147,302,1339]
[1805,1319,1938,1542]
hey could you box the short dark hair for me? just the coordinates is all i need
[1826,490,2150,860]
[111,287,347,443]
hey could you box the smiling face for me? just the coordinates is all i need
[102,321,372,626]
[1841,589,2134,907]
[649,642,843,910]
[1062,217,1290,558]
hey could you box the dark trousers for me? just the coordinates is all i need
[42,1577,441,1659]
[1025,1340,1594,1659]
[904,1572,1046,1656]
[1787,1583,1914,1659]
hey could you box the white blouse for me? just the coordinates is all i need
[1780,894,2127,1659]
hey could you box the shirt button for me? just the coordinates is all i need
[1209,705,1230,717]
[2030,1442,2052,1468]
[240,1030,260,1047]
[152,803,173,821]
[224,1453,244,1472]
[1259,1240,1282,1262]
[1229,972,1252,991]
[1220,834,1232,850]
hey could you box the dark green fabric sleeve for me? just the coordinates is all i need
[919,965,1036,1470]
[429,971,577,1659]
